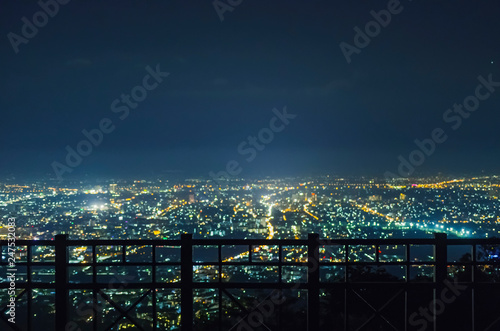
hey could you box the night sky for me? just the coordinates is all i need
[1,0,500,179]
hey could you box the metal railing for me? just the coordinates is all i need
[1,233,500,330]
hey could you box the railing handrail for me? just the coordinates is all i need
[4,236,500,246]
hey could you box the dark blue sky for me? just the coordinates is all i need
[1,0,500,179]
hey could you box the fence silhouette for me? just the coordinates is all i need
[1,233,500,330]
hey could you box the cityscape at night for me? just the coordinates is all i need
[2,175,500,329]
[1,175,500,242]
[2,0,500,330]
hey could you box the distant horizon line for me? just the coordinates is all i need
[0,172,498,182]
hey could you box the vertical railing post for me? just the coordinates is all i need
[152,244,157,329]
[434,233,447,330]
[55,234,68,331]
[181,233,193,331]
[307,233,320,331]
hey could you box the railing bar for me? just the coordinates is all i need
[152,245,156,283]
[344,287,348,331]
[279,244,282,283]
[5,238,500,246]
[28,281,500,290]
[153,244,157,330]
[8,238,500,244]
[404,289,408,331]
[406,244,410,283]
[27,288,32,331]
[307,233,319,331]
[472,288,475,331]
[64,262,183,266]
[218,245,222,330]
[93,289,98,331]
[180,234,193,331]
[218,245,222,284]
[345,244,349,283]
[92,245,97,284]
[218,288,222,331]
[472,244,477,283]
[434,233,447,331]
[472,243,476,331]
[152,288,157,330]
[27,245,32,331]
